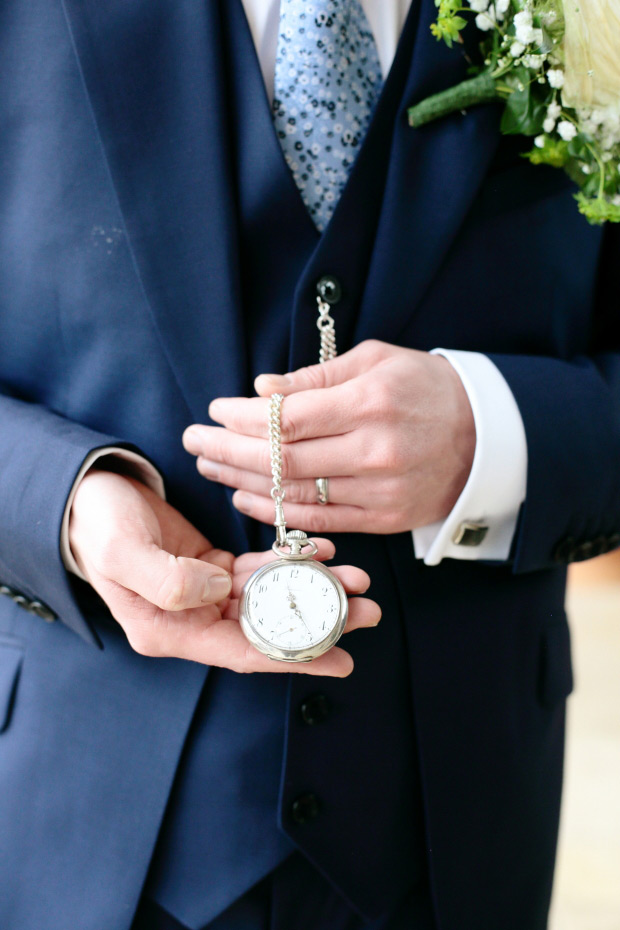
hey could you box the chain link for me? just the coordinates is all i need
[269,393,289,546]
[269,296,338,543]
[316,296,337,363]
[269,393,285,501]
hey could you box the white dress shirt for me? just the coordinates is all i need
[60,0,528,578]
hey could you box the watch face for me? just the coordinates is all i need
[240,559,347,661]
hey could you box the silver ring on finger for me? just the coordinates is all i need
[315,477,329,505]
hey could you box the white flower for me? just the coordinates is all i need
[523,54,544,69]
[476,8,497,30]
[514,9,532,30]
[534,135,546,148]
[581,164,592,173]
[557,120,577,140]
[543,117,556,133]
[613,194,620,206]
[510,41,525,57]
[514,10,542,45]
[547,69,565,89]
[469,0,489,11]
[547,101,562,120]
[495,0,510,18]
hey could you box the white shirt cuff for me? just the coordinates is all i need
[412,350,528,565]
[61,448,165,579]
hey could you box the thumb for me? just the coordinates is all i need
[254,341,379,397]
[111,540,233,612]
[73,471,233,609]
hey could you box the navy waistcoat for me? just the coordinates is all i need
[143,3,424,927]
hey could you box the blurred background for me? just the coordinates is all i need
[549,551,620,930]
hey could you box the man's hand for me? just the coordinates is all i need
[69,470,378,675]
[182,340,476,535]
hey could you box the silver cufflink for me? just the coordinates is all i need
[452,522,489,546]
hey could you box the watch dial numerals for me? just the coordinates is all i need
[247,562,342,651]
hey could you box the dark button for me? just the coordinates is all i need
[290,793,321,825]
[316,275,342,305]
[608,533,620,551]
[552,536,576,563]
[300,693,331,726]
[0,583,57,622]
[29,601,57,623]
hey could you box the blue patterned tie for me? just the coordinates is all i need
[273,0,384,232]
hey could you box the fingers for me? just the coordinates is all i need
[231,560,371,599]
[241,643,356,677]
[106,591,357,676]
[196,457,364,506]
[101,544,233,610]
[226,592,380,633]
[232,537,336,574]
[204,384,358,443]
[232,490,372,533]
[184,426,360,479]
[123,602,356,677]
[70,471,233,609]
[253,340,390,396]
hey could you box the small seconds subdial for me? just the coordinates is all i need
[247,562,342,652]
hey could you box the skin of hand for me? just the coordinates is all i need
[182,340,477,535]
[68,470,380,676]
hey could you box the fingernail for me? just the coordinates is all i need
[203,573,232,603]
[256,373,292,388]
[208,399,223,419]
[183,428,202,454]
[198,457,219,479]
[233,491,252,514]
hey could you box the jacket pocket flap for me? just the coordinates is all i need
[0,636,25,733]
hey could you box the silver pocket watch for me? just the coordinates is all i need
[239,393,348,662]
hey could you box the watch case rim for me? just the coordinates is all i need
[239,557,348,663]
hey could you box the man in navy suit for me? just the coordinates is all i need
[0,1,618,929]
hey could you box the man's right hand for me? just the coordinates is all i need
[68,469,378,676]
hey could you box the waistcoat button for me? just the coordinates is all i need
[316,275,342,305]
[300,693,331,726]
[290,793,321,825]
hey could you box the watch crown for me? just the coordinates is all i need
[287,530,307,540]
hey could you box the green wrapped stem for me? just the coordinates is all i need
[408,72,499,128]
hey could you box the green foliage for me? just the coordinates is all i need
[575,193,620,225]
[418,0,620,223]
[500,71,547,136]
[431,0,468,46]
[523,137,569,167]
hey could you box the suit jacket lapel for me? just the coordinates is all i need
[354,0,501,344]
[61,0,247,421]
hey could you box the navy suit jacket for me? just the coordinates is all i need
[0,2,618,929]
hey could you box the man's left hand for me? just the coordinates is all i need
[183,340,476,535]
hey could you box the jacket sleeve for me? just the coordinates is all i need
[488,222,620,574]
[0,390,150,645]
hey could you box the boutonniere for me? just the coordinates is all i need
[407,0,620,224]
